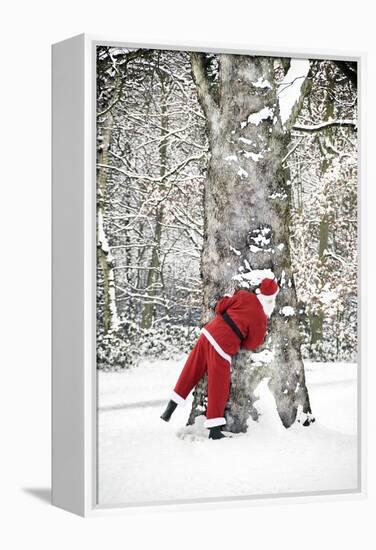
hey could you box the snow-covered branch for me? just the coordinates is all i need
[190,52,219,124]
[292,119,357,132]
[97,152,205,184]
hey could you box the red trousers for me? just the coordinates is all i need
[173,333,231,427]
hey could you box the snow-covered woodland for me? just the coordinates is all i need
[96,47,358,503]
[96,48,357,366]
[96,47,357,427]
[96,48,206,370]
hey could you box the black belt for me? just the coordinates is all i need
[221,312,245,341]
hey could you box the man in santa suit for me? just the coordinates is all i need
[160,277,280,439]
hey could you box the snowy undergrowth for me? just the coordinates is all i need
[97,358,358,505]
[97,323,200,370]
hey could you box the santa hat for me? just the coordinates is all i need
[256,277,279,297]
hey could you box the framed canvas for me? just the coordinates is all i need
[51,33,366,517]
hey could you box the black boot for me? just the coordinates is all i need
[208,426,226,440]
[160,400,178,422]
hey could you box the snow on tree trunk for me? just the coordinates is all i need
[97,110,120,334]
[188,53,314,431]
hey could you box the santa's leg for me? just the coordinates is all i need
[160,334,208,422]
[205,347,231,439]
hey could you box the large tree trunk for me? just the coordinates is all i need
[188,53,314,432]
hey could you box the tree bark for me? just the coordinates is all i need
[188,53,314,431]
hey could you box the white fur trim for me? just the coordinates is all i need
[256,293,277,317]
[201,328,232,364]
[170,390,186,406]
[204,417,226,428]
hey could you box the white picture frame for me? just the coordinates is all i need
[51,33,367,517]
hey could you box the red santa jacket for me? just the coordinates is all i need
[203,290,267,356]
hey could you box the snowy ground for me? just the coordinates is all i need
[97,358,358,506]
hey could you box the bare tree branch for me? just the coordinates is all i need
[97,152,205,183]
[190,52,219,125]
[293,119,357,133]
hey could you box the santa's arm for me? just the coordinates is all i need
[214,295,235,314]
[242,320,267,350]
